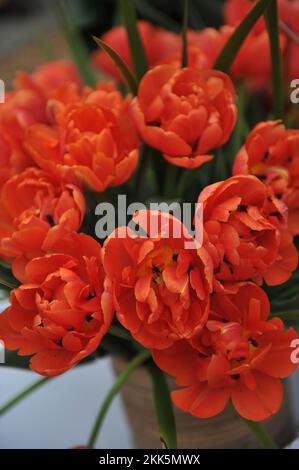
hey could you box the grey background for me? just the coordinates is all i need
[0,354,133,449]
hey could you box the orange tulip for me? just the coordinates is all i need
[279,0,299,82]
[0,232,113,376]
[153,283,298,421]
[0,132,32,189]
[198,174,298,290]
[0,61,81,189]
[224,0,266,34]
[92,21,180,81]
[224,0,298,82]
[16,60,82,96]
[25,83,139,192]
[131,65,237,168]
[0,168,85,282]
[233,121,299,236]
[191,25,286,90]
[0,90,37,189]
[187,27,230,68]
[158,45,211,71]
[103,210,213,349]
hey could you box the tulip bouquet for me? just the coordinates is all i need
[0,0,299,450]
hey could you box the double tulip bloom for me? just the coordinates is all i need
[0,61,81,188]
[153,283,297,421]
[103,211,213,349]
[233,121,299,236]
[198,174,298,289]
[132,65,237,168]
[0,167,85,282]
[25,83,140,192]
[0,232,113,376]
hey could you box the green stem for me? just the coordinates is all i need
[0,377,49,418]
[147,361,177,449]
[0,262,20,290]
[163,165,178,199]
[0,279,17,290]
[135,144,151,199]
[177,169,192,197]
[151,149,168,195]
[286,104,299,128]
[264,0,284,119]
[87,349,151,448]
[108,325,132,342]
[230,85,249,160]
[177,166,206,197]
[243,419,278,449]
[214,149,228,181]
[182,0,189,68]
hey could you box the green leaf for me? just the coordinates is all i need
[0,263,20,290]
[54,0,97,87]
[243,419,278,449]
[87,349,151,448]
[264,0,284,119]
[181,0,189,68]
[119,0,149,81]
[0,377,50,418]
[92,36,138,95]
[133,0,180,32]
[214,0,274,72]
[147,360,177,449]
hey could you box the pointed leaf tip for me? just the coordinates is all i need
[93,36,138,95]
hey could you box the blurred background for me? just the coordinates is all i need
[0,0,225,84]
